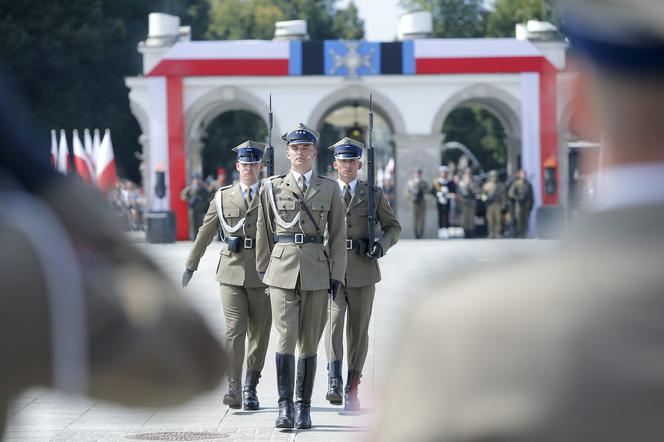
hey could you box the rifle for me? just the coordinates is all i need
[367,95,376,255]
[266,94,274,177]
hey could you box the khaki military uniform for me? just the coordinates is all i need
[507,178,534,238]
[482,180,505,238]
[256,171,347,357]
[185,183,271,385]
[326,181,401,372]
[405,178,429,239]
[0,179,226,434]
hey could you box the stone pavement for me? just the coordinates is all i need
[5,239,554,441]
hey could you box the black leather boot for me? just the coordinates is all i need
[223,378,242,409]
[326,360,343,405]
[344,370,361,412]
[243,369,261,410]
[295,355,317,429]
[275,353,295,428]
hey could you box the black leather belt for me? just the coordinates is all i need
[276,234,323,244]
[222,236,254,249]
[346,238,370,251]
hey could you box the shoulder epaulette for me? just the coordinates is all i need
[268,174,286,181]
[318,175,337,183]
[217,184,234,192]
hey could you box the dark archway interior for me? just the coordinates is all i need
[441,105,508,175]
[201,110,267,184]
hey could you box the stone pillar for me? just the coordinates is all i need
[506,135,521,176]
[394,133,444,239]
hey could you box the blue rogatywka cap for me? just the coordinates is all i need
[232,140,266,164]
[563,0,664,72]
[329,137,365,160]
[281,123,320,145]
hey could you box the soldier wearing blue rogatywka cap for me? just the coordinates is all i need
[324,137,401,411]
[182,140,272,411]
[255,123,347,430]
[377,1,664,440]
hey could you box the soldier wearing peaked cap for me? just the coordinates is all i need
[255,123,347,430]
[377,0,664,440]
[182,140,271,411]
[324,137,401,411]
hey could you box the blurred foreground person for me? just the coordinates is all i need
[377,0,664,440]
[182,141,271,411]
[0,78,226,434]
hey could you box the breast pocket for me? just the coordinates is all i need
[223,206,240,219]
[276,199,296,211]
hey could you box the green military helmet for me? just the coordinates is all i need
[232,140,266,164]
[328,137,365,160]
[281,123,320,145]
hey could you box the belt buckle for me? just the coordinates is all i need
[244,238,253,249]
[294,233,304,244]
[346,239,353,250]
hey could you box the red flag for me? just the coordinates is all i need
[73,129,94,183]
[96,129,117,191]
[57,129,70,174]
[50,129,58,168]
[83,128,95,175]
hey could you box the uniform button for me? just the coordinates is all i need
[348,224,352,228]
[246,223,251,228]
[299,245,302,249]
[301,219,306,224]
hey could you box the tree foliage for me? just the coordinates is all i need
[399,0,488,37]
[486,0,557,37]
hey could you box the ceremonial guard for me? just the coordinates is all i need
[481,170,505,239]
[255,123,347,429]
[405,169,429,239]
[182,141,272,410]
[325,137,401,411]
[432,165,456,239]
[507,168,534,238]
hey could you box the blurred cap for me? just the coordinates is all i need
[232,140,265,164]
[563,0,664,71]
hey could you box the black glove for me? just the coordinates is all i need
[181,268,194,288]
[330,279,343,301]
[258,272,265,282]
[368,242,384,259]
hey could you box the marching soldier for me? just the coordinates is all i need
[182,141,272,410]
[324,137,401,411]
[180,173,210,240]
[405,169,429,239]
[432,166,456,239]
[481,170,505,239]
[255,123,347,430]
[507,168,534,238]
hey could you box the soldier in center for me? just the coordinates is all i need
[325,137,401,411]
[255,123,347,429]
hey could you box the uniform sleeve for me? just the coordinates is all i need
[184,198,219,271]
[255,184,274,273]
[327,183,347,282]
[376,189,401,255]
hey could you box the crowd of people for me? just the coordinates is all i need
[405,163,534,239]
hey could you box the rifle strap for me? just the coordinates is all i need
[295,193,330,262]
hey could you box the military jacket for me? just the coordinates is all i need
[344,181,401,288]
[255,171,347,291]
[185,183,265,288]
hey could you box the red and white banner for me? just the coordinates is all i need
[83,129,95,174]
[96,129,117,191]
[93,129,101,167]
[50,129,58,168]
[56,129,70,175]
[148,40,290,76]
[72,129,95,183]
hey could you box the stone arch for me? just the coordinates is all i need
[185,86,283,174]
[307,83,407,135]
[431,83,522,174]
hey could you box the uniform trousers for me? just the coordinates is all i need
[486,203,503,239]
[219,283,272,382]
[413,203,426,239]
[269,286,328,358]
[325,285,376,372]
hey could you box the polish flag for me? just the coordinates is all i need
[96,129,117,191]
[50,129,58,168]
[92,129,101,164]
[56,129,70,174]
[83,128,95,174]
[72,129,94,183]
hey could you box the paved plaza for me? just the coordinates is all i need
[6,238,554,441]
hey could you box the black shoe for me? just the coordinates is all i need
[295,355,317,429]
[344,370,361,412]
[223,379,242,409]
[243,369,261,410]
[275,353,295,428]
[326,360,343,405]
